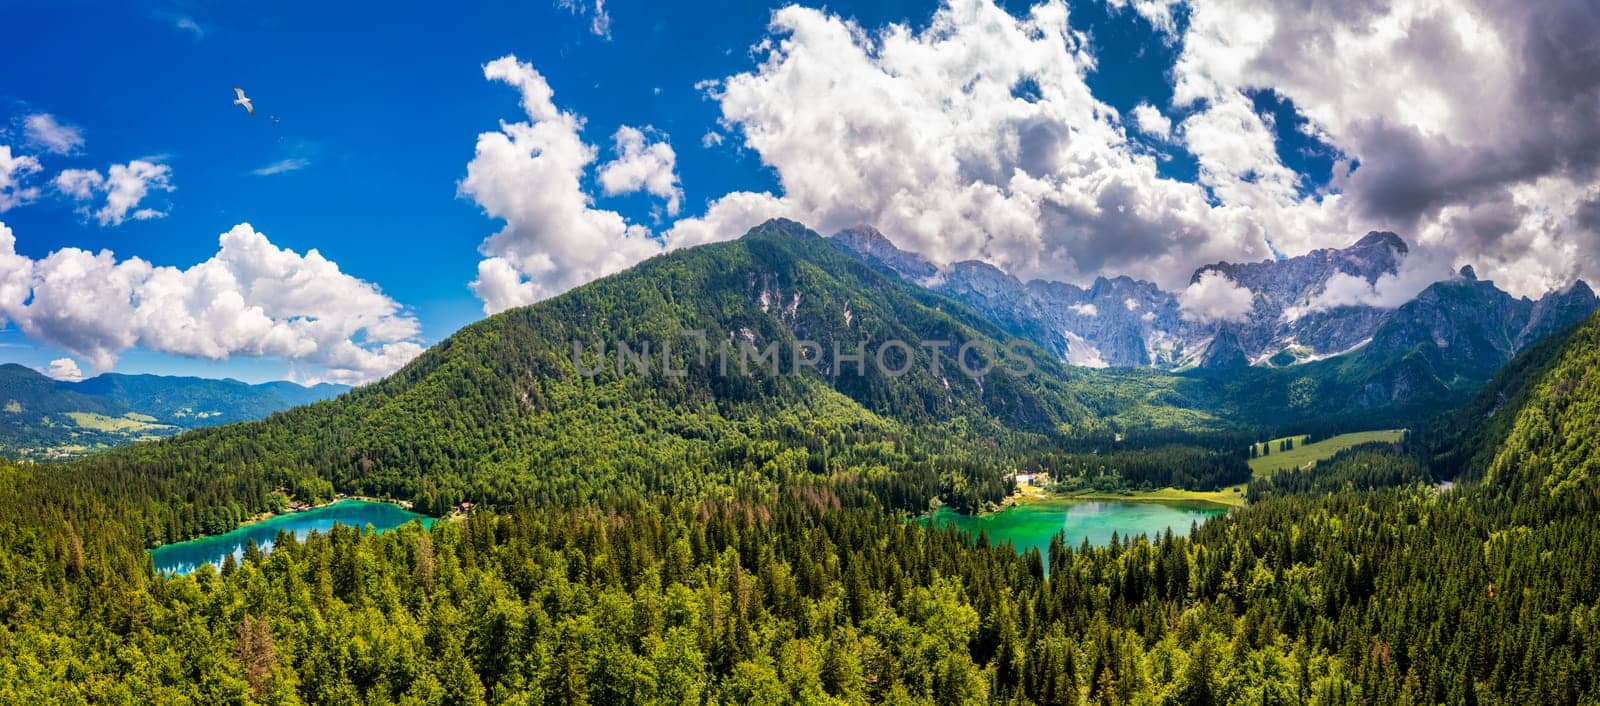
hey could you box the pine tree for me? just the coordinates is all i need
[235,614,277,698]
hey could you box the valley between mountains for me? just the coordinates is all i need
[2,219,1598,703]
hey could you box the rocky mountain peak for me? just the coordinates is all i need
[1192,231,1410,288]
[833,224,891,249]
[828,224,1596,381]
[1353,231,1408,255]
[946,260,1018,288]
[828,225,938,280]
[1517,279,1600,349]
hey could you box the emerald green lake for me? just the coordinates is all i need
[150,500,433,575]
[927,499,1229,558]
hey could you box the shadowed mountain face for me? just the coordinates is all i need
[828,227,1598,378]
[0,365,348,458]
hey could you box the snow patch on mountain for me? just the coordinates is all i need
[829,226,1596,373]
[1063,331,1109,368]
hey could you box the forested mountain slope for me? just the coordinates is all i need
[33,219,1155,544]
[21,218,1577,549]
[1485,312,1600,497]
[1425,315,1591,481]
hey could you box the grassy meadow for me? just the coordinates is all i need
[1250,429,1407,477]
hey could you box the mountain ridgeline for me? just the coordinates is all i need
[7,220,1586,465]
[0,364,347,458]
[36,219,1144,541]
[833,225,1598,424]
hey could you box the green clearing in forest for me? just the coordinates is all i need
[1249,429,1406,478]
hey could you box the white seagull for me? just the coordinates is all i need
[232,86,254,115]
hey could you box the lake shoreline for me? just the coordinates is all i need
[970,428,1406,516]
[1050,487,1247,509]
[980,482,1244,516]
[925,496,1231,560]
[150,499,436,575]
[211,495,418,539]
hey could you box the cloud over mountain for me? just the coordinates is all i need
[460,55,667,314]
[597,125,683,217]
[43,357,82,381]
[1170,0,1600,297]
[456,0,1596,318]
[697,0,1233,289]
[1178,270,1254,323]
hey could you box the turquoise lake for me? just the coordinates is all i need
[150,500,433,575]
[926,498,1229,559]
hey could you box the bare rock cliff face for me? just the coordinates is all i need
[828,227,1597,385]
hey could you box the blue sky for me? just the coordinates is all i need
[0,0,771,379]
[3,0,1595,383]
[3,0,801,337]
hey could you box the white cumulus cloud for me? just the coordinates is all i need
[454,0,1600,310]
[0,146,42,212]
[1130,102,1171,139]
[0,221,422,384]
[52,168,101,200]
[460,55,668,314]
[1106,0,1185,36]
[687,0,1246,288]
[1288,246,1456,318]
[53,159,174,226]
[1179,270,1255,323]
[1171,0,1600,297]
[597,125,683,216]
[43,357,83,382]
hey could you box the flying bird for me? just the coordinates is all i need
[232,86,254,115]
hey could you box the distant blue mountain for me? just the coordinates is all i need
[0,365,348,458]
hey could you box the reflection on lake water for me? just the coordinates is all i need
[150,500,432,575]
[926,498,1229,561]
